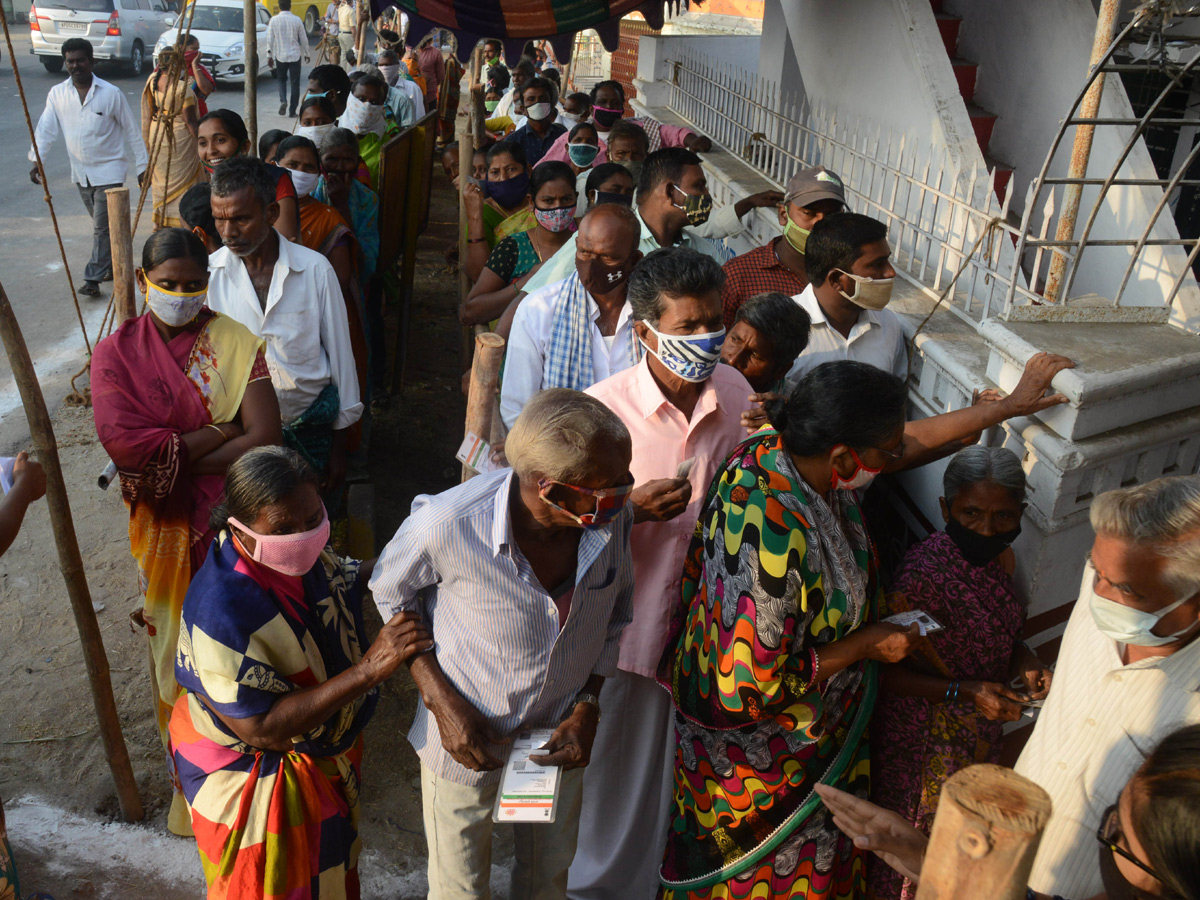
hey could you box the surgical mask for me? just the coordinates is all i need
[484,171,530,209]
[640,323,726,383]
[671,184,713,227]
[577,255,633,296]
[229,507,331,577]
[568,143,599,167]
[831,446,881,492]
[484,98,499,113]
[593,104,622,129]
[537,478,632,530]
[296,122,334,152]
[144,280,206,327]
[835,270,894,310]
[525,101,553,121]
[1088,576,1197,647]
[305,90,329,101]
[783,214,810,254]
[378,63,400,85]
[618,159,644,184]
[945,516,1021,567]
[534,205,576,233]
[341,93,385,135]
[287,168,320,198]
[590,189,632,208]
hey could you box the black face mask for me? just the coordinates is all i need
[945,516,1020,567]
[591,189,633,208]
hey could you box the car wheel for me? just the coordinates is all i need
[304,5,317,35]
[42,56,64,73]
[129,41,144,76]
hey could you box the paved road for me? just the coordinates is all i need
[0,29,305,451]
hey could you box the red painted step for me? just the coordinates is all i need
[967,102,998,153]
[936,13,961,55]
[951,57,977,103]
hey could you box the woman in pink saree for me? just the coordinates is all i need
[91,227,282,834]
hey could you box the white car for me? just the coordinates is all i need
[154,0,270,83]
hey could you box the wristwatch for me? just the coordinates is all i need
[573,692,601,718]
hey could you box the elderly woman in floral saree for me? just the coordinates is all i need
[91,228,281,834]
[657,362,923,900]
[169,446,429,899]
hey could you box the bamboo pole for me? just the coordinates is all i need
[462,332,505,481]
[106,188,137,325]
[457,43,482,367]
[914,764,1051,900]
[0,279,144,823]
[244,0,258,153]
[353,0,367,66]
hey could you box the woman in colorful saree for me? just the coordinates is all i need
[656,361,925,900]
[169,447,431,900]
[90,227,282,835]
[142,48,205,230]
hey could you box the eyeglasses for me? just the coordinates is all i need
[1096,804,1165,886]
[869,442,905,462]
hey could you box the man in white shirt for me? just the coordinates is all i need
[1015,475,1200,899]
[205,157,362,494]
[29,39,147,297]
[787,212,908,385]
[266,0,309,117]
[336,0,357,69]
[500,204,643,428]
[376,48,425,119]
[493,56,535,120]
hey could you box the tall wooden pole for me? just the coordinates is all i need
[106,187,137,325]
[462,332,505,481]
[244,0,258,153]
[914,764,1050,900]
[0,280,144,823]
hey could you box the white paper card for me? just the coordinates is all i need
[493,728,560,824]
[882,609,944,635]
[0,457,15,495]
[456,432,496,474]
[676,456,696,479]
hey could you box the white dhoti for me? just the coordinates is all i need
[567,669,675,900]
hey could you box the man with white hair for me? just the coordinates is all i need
[370,389,636,900]
[1015,474,1200,899]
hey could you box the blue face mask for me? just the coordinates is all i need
[640,323,726,383]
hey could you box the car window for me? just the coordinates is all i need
[258,7,270,25]
[186,6,245,31]
[35,0,114,11]
[149,0,166,10]
[132,0,152,10]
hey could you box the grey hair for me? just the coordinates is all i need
[358,63,385,81]
[322,127,361,154]
[1090,475,1200,601]
[626,247,725,325]
[522,75,559,109]
[505,389,631,484]
[209,156,276,210]
[943,446,1026,506]
[734,292,812,371]
[209,446,320,530]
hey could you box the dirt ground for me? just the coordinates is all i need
[0,170,507,898]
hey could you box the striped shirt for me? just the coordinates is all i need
[1014,563,1200,898]
[370,469,635,786]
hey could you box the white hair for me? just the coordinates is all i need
[505,389,630,484]
[1090,475,1200,601]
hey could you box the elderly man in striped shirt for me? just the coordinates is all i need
[371,389,635,900]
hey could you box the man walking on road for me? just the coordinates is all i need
[29,38,147,298]
[266,0,309,117]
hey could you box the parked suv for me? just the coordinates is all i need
[29,0,179,76]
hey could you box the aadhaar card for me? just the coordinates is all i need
[882,610,945,635]
[493,729,560,824]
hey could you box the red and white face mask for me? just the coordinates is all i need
[830,446,882,492]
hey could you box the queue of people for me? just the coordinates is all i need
[18,31,1200,900]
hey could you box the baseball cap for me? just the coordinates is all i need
[784,166,846,208]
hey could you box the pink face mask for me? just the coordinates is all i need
[228,506,330,576]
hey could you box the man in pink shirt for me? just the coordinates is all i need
[574,247,751,899]
[538,79,712,168]
[416,34,446,109]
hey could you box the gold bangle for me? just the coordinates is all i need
[207,423,228,443]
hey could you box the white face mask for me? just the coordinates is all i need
[340,93,385,136]
[525,101,553,122]
[559,111,582,128]
[296,123,334,153]
[1088,574,1197,647]
[835,270,894,311]
[286,168,320,198]
[145,280,206,326]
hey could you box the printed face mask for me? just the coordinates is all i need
[592,104,622,129]
[144,279,206,327]
[286,168,320,198]
[534,205,577,233]
[341,93,385,136]
[296,122,334,153]
[591,189,632,208]
[1088,575,1196,647]
[831,446,882,492]
[671,184,713,227]
[538,478,632,530]
[577,254,634,295]
[568,143,600,167]
[783,214,810,254]
[525,101,553,121]
[640,323,726,383]
[618,159,644,184]
[228,506,331,577]
[835,269,894,310]
[945,515,1021,567]
[485,171,530,209]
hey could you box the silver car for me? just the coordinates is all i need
[29,0,179,76]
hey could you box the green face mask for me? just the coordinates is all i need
[485,99,499,114]
[783,214,809,254]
